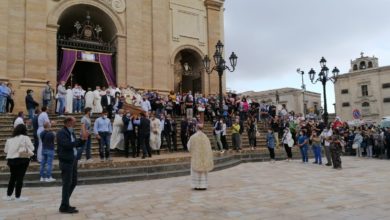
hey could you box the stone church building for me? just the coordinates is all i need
[0,0,226,111]
[335,53,390,122]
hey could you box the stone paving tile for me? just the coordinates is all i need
[0,157,390,220]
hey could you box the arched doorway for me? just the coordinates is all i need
[56,4,117,90]
[174,49,203,94]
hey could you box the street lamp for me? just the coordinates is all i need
[203,40,238,116]
[307,57,340,125]
[296,68,306,116]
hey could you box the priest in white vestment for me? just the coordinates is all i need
[149,114,161,153]
[93,86,103,113]
[84,88,94,109]
[65,86,73,113]
[188,124,214,190]
[110,109,124,150]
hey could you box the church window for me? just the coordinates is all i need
[362,102,370,107]
[342,102,350,107]
[368,61,373,68]
[384,98,390,103]
[382,83,390,89]
[361,85,368,96]
[341,89,348,94]
[353,64,358,71]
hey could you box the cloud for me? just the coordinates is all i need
[223,0,390,112]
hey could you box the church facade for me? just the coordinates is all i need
[334,53,390,122]
[0,0,226,111]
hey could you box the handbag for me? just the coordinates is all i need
[255,131,261,138]
[352,143,358,149]
[17,136,34,158]
[287,139,294,148]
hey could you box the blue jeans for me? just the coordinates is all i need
[300,145,308,162]
[40,149,54,178]
[73,99,82,113]
[98,132,111,159]
[58,97,65,115]
[312,144,322,164]
[43,99,51,108]
[0,96,6,113]
[77,136,91,160]
[28,108,35,121]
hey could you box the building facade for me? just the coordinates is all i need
[241,87,321,115]
[0,0,226,111]
[335,53,390,122]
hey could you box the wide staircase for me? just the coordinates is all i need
[0,114,267,159]
[0,114,302,187]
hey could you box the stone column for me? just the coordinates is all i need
[205,0,225,95]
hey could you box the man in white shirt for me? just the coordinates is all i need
[140,96,151,113]
[57,81,67,116]
[321,126,333,166]
[13,111,25,128]
[72,84,83,113]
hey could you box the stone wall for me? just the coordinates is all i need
[0,0,226,112]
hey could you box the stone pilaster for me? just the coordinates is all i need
[125,0,144,89]
[24,0,47,80]
[0,0,9,81]
[152,0,170,91]
[204,0,225,95]
[116,34,127,87]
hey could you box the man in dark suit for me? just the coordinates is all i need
[169,115,177,151]
[180,117,189,151]
[57,117,83,214]
[134,112,152,159]
[101,90,115,119]
[122,110,137,158]
[25,89,39,121]
[160,114,172,152]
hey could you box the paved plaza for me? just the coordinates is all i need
[0,157,389,220]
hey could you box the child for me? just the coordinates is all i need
[266,128,276,162]
[40,122,56,182]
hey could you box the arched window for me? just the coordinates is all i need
[359,61,366,70]
[353,64,358,71]
[368,61,373,68]
[362,102,370,107]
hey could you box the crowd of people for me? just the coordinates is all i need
[3,81,390,214]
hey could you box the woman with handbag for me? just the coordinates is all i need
[282,128,293,161]
[3,124,34,201]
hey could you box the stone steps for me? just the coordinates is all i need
[0,113,270,159]
[0,149,302,187]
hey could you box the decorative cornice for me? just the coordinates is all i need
[204,0,224,11]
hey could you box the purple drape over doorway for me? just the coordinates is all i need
[57,49,116,86]
[58,49,77,82]
[99,54,116,86]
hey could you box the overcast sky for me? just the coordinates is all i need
[224,0,390,113]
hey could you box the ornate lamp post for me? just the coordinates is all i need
[203,40,238,116]
[307,57,340,125]
[296,68,306,116]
